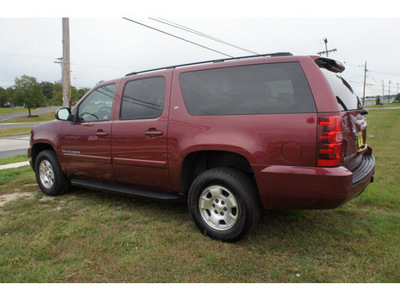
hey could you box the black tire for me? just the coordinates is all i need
[35,150,69,196]
[188,167,261,242]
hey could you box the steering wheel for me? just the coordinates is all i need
[97,106,112,120]
[80,112,99,121]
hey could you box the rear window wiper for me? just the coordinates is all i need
[336,96,348,111]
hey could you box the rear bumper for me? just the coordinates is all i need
[253,147,375,210]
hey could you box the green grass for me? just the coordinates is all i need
[0,112,55,123]
[366,102,400,108]
[0,107,28,115]
[0,109,399,283]
[0,155,28,166]
[0,127,32,137]
[0,111,55,138]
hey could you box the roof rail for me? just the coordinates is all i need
[125,52,293,76]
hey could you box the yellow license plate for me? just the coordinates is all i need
[358,131,364,148]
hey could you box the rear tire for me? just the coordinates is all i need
[35,150,69,196]
[188,168,261,242]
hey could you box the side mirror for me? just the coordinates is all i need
[55,107,71,121]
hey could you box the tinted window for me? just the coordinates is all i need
[321,69,362,111]
[179,62,316,115]
[121,77,166,120]
[78,84,115,122]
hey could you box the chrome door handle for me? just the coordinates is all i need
[94,130,108,137]
[144,129,163,136]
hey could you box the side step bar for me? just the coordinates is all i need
[70,178,180,201]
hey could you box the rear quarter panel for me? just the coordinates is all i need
[168,60,318,192]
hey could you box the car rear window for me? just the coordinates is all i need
[179,62,316,115]
[321,68,362,111]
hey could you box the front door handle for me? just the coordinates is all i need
[94,130,108,137]
[144,128,163,137]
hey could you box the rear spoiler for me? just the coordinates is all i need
[312,56,345,73]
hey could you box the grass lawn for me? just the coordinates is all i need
[0,109,399,283]
[366,102,400,108]
[0,127,33,138]
[0,107,28,115]
[0,112,55,123]
[0,112,55,137]
[0,155,28,166]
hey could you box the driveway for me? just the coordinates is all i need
[0,135,30,159]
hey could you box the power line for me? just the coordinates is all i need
[149,17,259,55]
[367,69,400,77]
[336,51,363,68]
[123,17,234,58]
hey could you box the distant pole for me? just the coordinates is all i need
[12,102,16,123]
[362,61,367,107]
[388,80,391,101]
[317,38,337,57]
[324,38,329,57]
[382,81,385,104]
[62,18,71,109]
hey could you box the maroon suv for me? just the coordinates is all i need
[29,53,375,242]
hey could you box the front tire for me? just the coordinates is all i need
[188,168,261,242]
[35,150,69,196]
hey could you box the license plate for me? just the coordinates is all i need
[358,131,364,148]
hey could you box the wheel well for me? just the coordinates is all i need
[31,143,55,167]
[181,151,254,194]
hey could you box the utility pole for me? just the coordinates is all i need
[62,18,71,109]
[317,38,337,57]
[388,80,391,101]
[362,61,367,107]
[382,81,385,104]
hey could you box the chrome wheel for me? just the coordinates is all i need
[198,185,239,231]
[39,160,55,189]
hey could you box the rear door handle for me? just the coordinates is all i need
[94,130,108,137]
[144,128,163,136]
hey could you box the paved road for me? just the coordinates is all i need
[0,106,61,121]
[0,135,30,159]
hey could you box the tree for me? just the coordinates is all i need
[41,81,54,104]
[13,75,46,116]
[395,93,400,103]
[50,82,63,106]
[375,95,382,106]
[6,87,15,106]
[71,87,90,106]
[0,87,9,107]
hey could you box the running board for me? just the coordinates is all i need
[70,178,180,201]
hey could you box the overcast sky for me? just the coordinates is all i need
[1,1,400,97]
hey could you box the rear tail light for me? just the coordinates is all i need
[318,114,343,167]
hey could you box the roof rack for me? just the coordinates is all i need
[125,52,293,76]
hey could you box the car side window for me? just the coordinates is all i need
[179,62,316,115]
[120,77,166,120]
[78,84,116,122]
